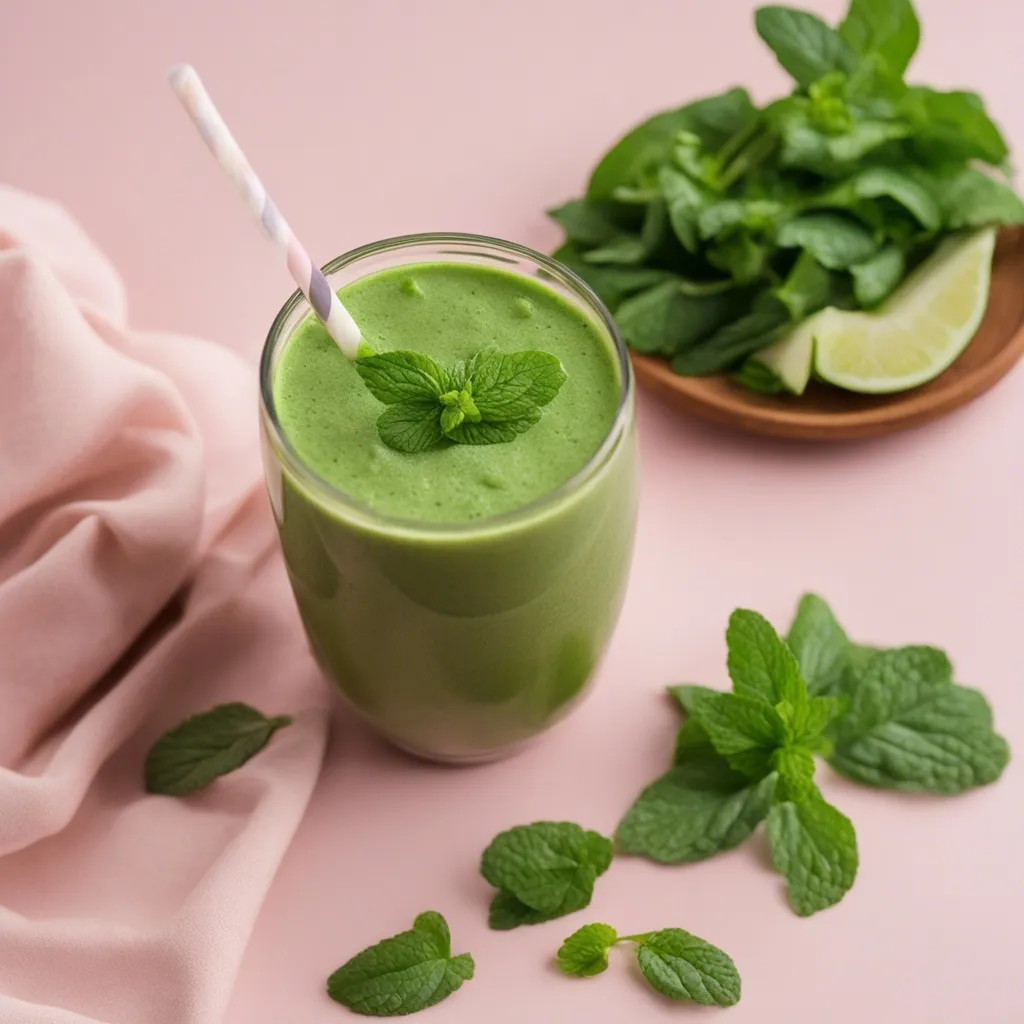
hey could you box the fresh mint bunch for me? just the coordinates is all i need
[355,347,567,453]
[144,703,291,796]
[617,595,1010,917]
[557,923,741,1007]
[547,0,1024,383]
[326,912,474,1016]
[480,821,613,930]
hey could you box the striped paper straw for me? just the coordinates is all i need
[168,64,364,358]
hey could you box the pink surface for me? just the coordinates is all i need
[2,1,1023,1022]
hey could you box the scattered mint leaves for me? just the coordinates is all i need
[355,347,566,454]
[557,923,619,977]
[693,691,787,778]
[144,703,291,796]
[326,912,474,1016]
[830,646,1011,793]
[667,683,720,715]
[481,822,613,929]
[631,928,742,1006]
[548,0,1023,390]
[767,788,859,916]
[557,923,742,1007]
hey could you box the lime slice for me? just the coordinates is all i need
[750,311,830,395]
[813,228,996,394]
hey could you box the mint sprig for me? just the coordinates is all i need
[326,911,474,1016]
[144,703,291,796]
[355,347,567,453]
[557,923,741,1007]
[618,593,1010,920]
[480,821,613,930]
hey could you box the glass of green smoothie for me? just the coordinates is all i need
[260,233,638,762]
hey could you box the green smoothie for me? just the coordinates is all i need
[273,262,621,522]
[262,239,638,761]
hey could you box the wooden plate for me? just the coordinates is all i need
[631,227,1024,441]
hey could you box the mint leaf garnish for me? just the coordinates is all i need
[786,594,852,697]
[557,923,619,977]
[631,928,742,1006]
[144,703,291,796]
[481,822,613,929]
[355,347,567,453]
[355,350,446,403]
[616,754,776,863]
[767,788,859,916]
[326,912,473,1016]
[829,646,1010,793]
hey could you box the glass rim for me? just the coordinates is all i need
[259,231,634,538]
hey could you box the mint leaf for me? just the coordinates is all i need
[376,399,447,454]
[726,608,806,706]
[767,789,858,916]
[668,684,720,715]
[838,0,920,76]
[551,243,674,311]
[754,6,857,90]
[776,214,877,270]
[326,912,474,1016]
[694,691,786,777]
[616,753,776,863]
[615,281,745,357]
[775,250,835,321]
[587,88,756,199]
[775,694,844,751]
[557,923,619,978]
[922,166,1024,229]
[786,594,851,697]
[631,929,741,1006]
[773,746,817,801]
[830,646,1010,793]
[903,87,1009,166]
[547,199,625,247]
[851,244,906,309]
[357,347,567,453]
[355,351,445,403]
[144,703,291,796]
[481,822,613,926]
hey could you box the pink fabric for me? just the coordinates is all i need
[0,186,330,1024]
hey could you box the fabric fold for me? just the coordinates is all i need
[0,185,329,1024]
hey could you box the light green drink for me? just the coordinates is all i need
[260,235,638,761]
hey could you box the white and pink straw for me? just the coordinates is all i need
[168,64,364,358]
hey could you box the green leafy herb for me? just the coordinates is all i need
[548,0,1023,391]
[631,929,742,1006]
[785,593,851,696]
[356,347,567,453]
[830,646,1010,793]
[144,703,291,796]
[481,822,613,929]
[557,923,742,1007]
[851,244,906,308]
[776,214,877,269]
[326,912,474,1016]
[556,923,619,977]
[767,789,859,916]
[838,0,920,75]
[755,6,857,89]
[616,753,776,863]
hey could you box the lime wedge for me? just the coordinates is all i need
[750,311,830,395]
[813,228,996,394]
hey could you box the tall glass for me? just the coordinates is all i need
[260,234,639,762]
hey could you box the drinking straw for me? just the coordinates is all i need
[168,64,364,358]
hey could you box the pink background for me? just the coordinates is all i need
[3,1,1022,1021]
